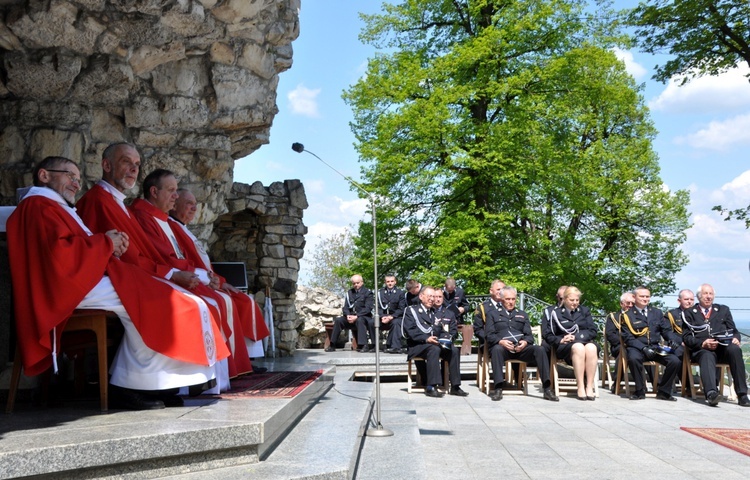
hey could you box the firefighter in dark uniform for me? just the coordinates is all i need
[379,275,406,353]
[404,286,467,397]
[682,284,750,407]
[485,286,558,402]
[663,288,695,361]
[326,274,374,353]
[620,287,681,401]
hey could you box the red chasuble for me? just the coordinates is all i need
[130,198,256,375]
[168,217,270,342]
[8,195,229,376]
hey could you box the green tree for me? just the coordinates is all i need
[344,0,690,311]
[307,230,356,295]
[627,0,750,84]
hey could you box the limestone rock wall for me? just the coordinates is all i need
[295,286,343,349]
[212,180,307,355]
[0,0,300,211]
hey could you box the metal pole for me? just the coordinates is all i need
[292,143,393,437]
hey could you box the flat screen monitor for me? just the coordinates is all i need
[211,262,248,291]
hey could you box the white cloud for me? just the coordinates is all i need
[674,172,750,317]
[648,65,750,114]
[612,48,647,80]
[337,197,368,217]
[674,113,750,151]
[287,84,321,117]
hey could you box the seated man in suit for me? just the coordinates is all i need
[484,287,558,402]
[403,286,467,397]
[327,275,374,352]
[682,284,749,407]
[379,274,406,354]
[8,156,228,410]
[663,289,694,361]
[621,286,681,401]
[473,279,506,347]
[605,291,635,361]
[604,291,634,392]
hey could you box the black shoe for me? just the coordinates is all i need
[656,392,677,402]
[490,388,503,401]
[325,346,335,352]
[400,348,408,354]
[361,345,372,353]
[251,366,268,374]
[110,386,165,410]
[449,387,469,397]
[707,390,722,406]
[629,393,646,400]
[543,388,559,402]
[161,394,185,407]
[425,387,442,398]
[738,395,750,407]
[385,348,400,354]
[586,396,596,401]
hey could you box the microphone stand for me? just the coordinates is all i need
[292,143,393,437]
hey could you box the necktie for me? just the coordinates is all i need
[703,307,710,317]
[642,307,647,317]
[495,302,502,310]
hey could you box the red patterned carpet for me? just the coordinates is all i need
[681,428,750,457]
[198,370,323,399]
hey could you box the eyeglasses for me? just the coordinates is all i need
[45,169,81,184]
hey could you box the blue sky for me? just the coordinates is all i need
[234,1,750,322]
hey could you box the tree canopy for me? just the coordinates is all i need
[343,0,690,311]
[627,0,750,84]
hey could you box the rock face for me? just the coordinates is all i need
[0,0,306,359]
[295,286,345,349]
[0,0,300,205]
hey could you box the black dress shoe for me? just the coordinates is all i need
[360,345,372,353]
[449,387,469,397]
[425,387,442,398]
[586,396,596,401]
[490,388,503,401]
[738,395,750,407]
[707,390,722,406]
[325,346,335,352]
[629,393,646,400]
[161,394,185,407]
[385,348,400,354]
[543,389,559,402]
[251,366,268,374]
[110,386,165,410]
[400,348,408,354]
[656,392,677,402]
[577,395,587,401]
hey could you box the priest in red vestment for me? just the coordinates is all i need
[129,168,259,378]
[169,188,270,353]
[76,142,251,382]
[8,156,229,410]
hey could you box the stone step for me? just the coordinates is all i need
[164,367,375,480]
[0,366,334,479]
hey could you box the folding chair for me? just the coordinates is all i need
[681,346,734,401]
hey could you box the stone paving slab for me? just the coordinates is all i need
[356,369,750,480]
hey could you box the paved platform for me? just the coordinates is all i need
[3,349,750,479]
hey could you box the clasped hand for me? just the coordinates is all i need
[105,229,129,258]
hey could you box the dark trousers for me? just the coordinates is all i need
[331,315,372,347]
[408,343,461,388]
[626,347,681,396]
[384,316,404,349]
[489,343,551,388]
[692,344,748,398]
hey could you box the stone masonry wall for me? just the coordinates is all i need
[211,180,307,355]
[0,0,305,361]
